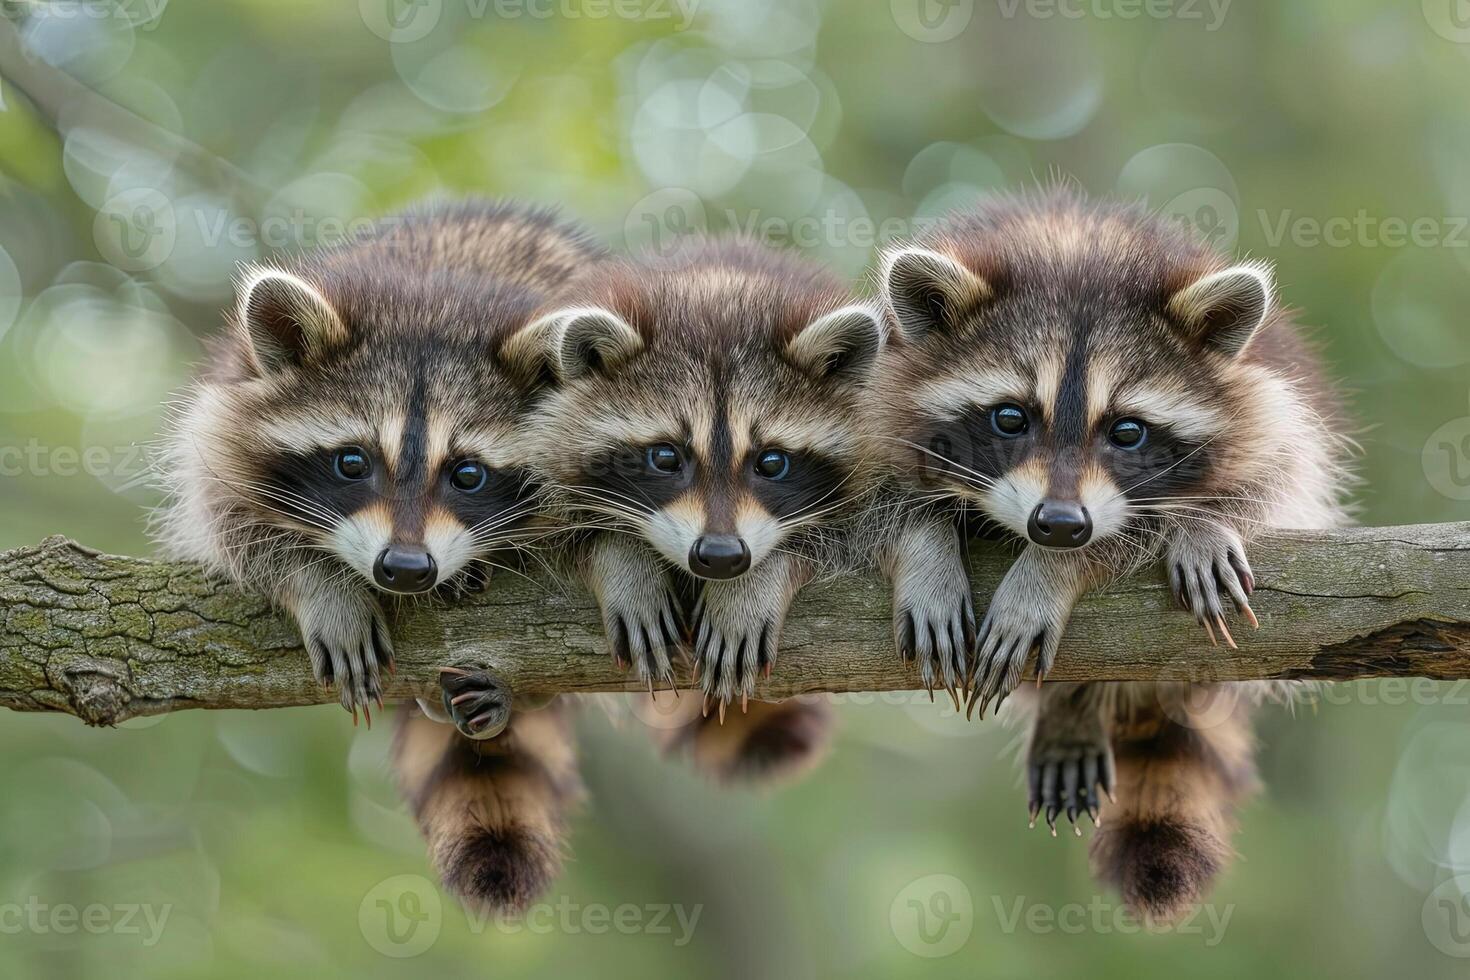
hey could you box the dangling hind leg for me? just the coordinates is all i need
[643,694,835,787]
[392,680,582,913]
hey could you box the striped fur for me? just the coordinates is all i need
[151,199,608,913]
[871,187,1354,918]
[392,701,583,912]
[153,199,604,714]
[515,240,886,720]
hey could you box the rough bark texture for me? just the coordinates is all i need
[2,525,1469,725]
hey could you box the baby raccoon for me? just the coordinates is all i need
[154,200,606,912]
[154,199,599,718]
[508,240,886,718]
[872,189,1351,917]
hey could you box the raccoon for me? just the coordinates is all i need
[871,188,1352,918]
[153,199,603,911]
[506,240,885,729]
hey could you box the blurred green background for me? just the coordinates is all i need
[4,0,1470,976]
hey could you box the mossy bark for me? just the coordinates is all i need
[2,525,1469,725]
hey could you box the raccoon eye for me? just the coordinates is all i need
[334,447,371,481]
[990,404,1029,438]
[754,449,791,480]
[450,460,488,493]
[646,443,683,474]
[1109,419,1148,450]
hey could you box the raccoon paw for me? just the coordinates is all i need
[438,667,512,740]
[1166,526,1257,648]
[967,587,1066,721]
[298,592,394,723]
[1027,721,1115,837]
[894,577,975,708]
[691,592,781,717]
[601,588,684,692]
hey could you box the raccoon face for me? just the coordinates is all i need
[877,244,1275,552]
[200,268,539,594]
[513,293,884,580]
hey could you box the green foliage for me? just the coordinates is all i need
[1,1,1468,976]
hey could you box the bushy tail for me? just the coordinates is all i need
[648,695,834,786]
[392,700,583,913]
[1089,690,1259,920]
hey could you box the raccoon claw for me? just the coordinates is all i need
[691,599,779,713]
[895,595,975,707]
[603,590,684,692]
[967,616,1060,721]
[439,667,512,740]
[1168,528,1257,644]
[1027,741,1114,837]
[300,595,394,720]
[892,547,975,706]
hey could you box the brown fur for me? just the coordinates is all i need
[1090,691,1259,919]
[871,187,1354,918]
[392,702,583,913]
[651,696,835,786]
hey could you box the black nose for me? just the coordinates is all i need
[1027,501,1093,549]
[688,534,751,580]
[373,547,438,593]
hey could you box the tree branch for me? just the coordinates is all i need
[2,525,1469,725]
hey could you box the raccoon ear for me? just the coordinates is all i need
[1167,262,1274,358]
[235,267,347,374]
[786,304,886,380]
[879,246,991,340]
[506,306,644,383]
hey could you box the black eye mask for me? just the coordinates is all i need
[1100,423,1212,500]
[747,448,851,523]
[262,448,377,526]
[576,441,694,515]
[438,464,539,539]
